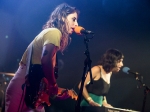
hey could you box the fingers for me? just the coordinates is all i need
[107,104,113,108]
[103,103,113,108]
[59,89,68,95]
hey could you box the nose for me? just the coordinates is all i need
[74,21,78,26]
[121,62,123,67]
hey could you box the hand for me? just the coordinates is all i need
[103,102,113,108]
[88,99,101,106]
[54,90,71,100]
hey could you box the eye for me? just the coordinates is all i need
[72,17,76,22]
[117,59,123,63]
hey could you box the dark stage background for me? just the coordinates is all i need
[0,0,150,112]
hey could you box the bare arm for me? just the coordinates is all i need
[41,43,71,100]
[41,43,58,85]
[78,66,101,106]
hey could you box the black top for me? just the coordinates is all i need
[86,66,110,96]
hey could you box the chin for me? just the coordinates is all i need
[68,30,73,34]
[68,32,72,34]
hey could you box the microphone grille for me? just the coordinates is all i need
[74,26,84,35]
[122,67,130,74]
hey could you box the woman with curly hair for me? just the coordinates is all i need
[78,48,124,108]
[5,3,79,112]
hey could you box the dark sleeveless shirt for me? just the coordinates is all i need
[86,66,110,96]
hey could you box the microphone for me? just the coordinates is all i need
[74,26,94,35]
[122,67,139,75]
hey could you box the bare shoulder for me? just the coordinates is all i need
[91,66,101,75]
[92,66,101,71]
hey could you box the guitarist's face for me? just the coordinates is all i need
[64,12,78,34]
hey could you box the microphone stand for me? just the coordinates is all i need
[75,34,94,112]
[135,75,150,112]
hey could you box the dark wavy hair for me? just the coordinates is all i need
[98,49,124,73]
[43,3,79,52]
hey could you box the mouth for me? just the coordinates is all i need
[71,28,74,32]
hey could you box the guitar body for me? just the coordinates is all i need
[25,64,44,109]
[24,64,78,109]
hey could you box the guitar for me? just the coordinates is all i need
[32,77,78,108]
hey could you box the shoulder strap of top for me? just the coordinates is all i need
[97,66,102,77]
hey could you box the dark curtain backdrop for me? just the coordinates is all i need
[0,0,150,111]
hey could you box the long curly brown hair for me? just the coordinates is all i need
[43,3,79,52]
[98,49,124,73]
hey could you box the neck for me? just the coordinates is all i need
[100,66,112,75]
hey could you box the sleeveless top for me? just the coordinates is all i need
[86,66,110,96]
[80,66,110,106]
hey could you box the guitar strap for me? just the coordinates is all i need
[54,54,59,79]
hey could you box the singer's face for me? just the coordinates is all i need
[112,58,124,72]
[65,12,78,34]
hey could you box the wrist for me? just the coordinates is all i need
[86,97,93,102]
